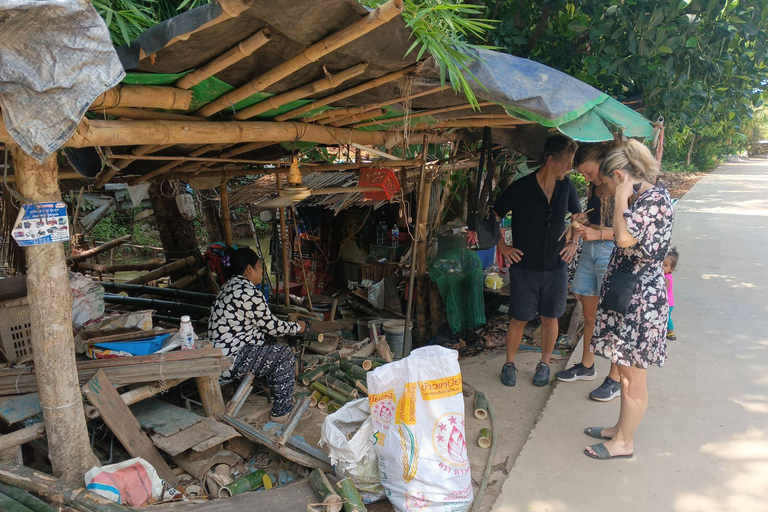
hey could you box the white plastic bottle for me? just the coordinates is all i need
[179,315,195,350]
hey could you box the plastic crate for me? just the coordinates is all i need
[0,298,33,365]
[359,168,400,201]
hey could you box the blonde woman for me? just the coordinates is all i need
[583,140,674,460]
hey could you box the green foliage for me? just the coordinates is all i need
[94,0,211,46]
[361,0,498,106]
[90,209,132,241]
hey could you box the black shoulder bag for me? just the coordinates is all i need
[601,262,652,315]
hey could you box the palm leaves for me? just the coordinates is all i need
[362,0,497,107]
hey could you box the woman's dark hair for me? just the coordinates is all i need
[223,247,259,281]
[666,247,679,270]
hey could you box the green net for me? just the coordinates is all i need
[429,248,486,334]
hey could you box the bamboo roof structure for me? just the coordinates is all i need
[0,0,653,200]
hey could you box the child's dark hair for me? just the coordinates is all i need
[223,247,259,281]
[666,247,679,270]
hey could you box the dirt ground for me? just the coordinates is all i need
[658,170,708,200]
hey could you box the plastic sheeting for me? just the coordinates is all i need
[0,1,124,162]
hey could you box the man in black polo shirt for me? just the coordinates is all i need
[494,135,581,387]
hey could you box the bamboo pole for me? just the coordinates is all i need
[130,143,230,184]
[137,0,252,61]
[354,102,494,129]
[410,119,527,130]
[221,179,233,246]
[278,174,291,307]
[2,172,85,183]
[303,106,369,123]
[308,469,343,512]
[107,153,301,166]
[90,85,192,111]
[1,117,442,149]
[94,143,174,188]
[232,63,369,120]
[123,255,196,284]
[175,28,272,89]
[415,177,433,345]
[322,86,448,126]
[68,235,132,263]
[195,0,404,117]
[325,108,388,127]
[184,141,278,176]
[0,481,58,512]
[9,145,98,483]
[403,136,428,358]
[275,63,418,121]
[0,425,45,454]
[96,108,209,122]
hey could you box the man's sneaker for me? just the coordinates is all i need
[500,362,517,387]
[667,330,677,341]
[556,363,597,382]
[589,377,621,402]
[532,362,551,387]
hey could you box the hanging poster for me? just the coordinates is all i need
[12,202,70,246]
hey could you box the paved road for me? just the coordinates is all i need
[491,160,768,512]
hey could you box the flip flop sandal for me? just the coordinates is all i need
[584,443,633,460]
[584,427,611,440]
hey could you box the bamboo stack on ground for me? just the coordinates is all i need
[335,478,367,512]
[123,255,196,285]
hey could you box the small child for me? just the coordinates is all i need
[663,247,679,340]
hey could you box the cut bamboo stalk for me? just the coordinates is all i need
[319,377,358,398]
[123,255,196,284]
[195,0,404,117]
[324,108,387,127]
[3,117,456,150]
[0,481,58,512]
[94,143,174,188]
[326,401,342,414]
[225,373,255,416]
[138,0,252,61]
[308,390,323,407]
[220,178,233,246]
[376,339,394,363]
[308,469,342,512]
[350,143,399,161]
[478,427,492,448]
[175,28,273,89]
[317,396,331,410]
[352,341,377,358]
[90,85,192,111]
[275,63,418,121]
[353,380,368,395]
[410,119,527,130]
[233,63,369,120]
[474,391,489,420]
[354,102,494,128]
[335,478,366,512]
[277,398,311,447]
[183,141,279,176]
[309,382,348,405]
[298,364,331,386]
[167,266,209,289]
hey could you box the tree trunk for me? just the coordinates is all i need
[9,145,98,484]
[148,181,203,280]
[199,190,225,243]
[686,134,696,167]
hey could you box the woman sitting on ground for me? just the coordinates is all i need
[208,247,306,421]
[584,140,674,460]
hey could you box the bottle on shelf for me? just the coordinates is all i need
[391,224,399,247]
[179,315,195,350]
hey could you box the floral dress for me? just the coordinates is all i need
[591,186,675,368]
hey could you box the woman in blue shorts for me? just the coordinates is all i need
[556,143,621,402]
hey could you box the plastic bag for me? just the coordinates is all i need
[69,272,105,327]
[429,249,485,334]
[367,346,472,512]
[320,398,385,503]
[85,457,180,506]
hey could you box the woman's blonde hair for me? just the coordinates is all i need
[599,139,658,183]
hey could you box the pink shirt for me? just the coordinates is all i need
[665,273,675,306]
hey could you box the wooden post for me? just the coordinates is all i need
[9,144,98,483]
[403,136,428,357]
[220,179,233,247]
[196,376,225,418]
[278,174,291,306]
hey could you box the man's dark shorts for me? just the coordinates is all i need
[508,265,567,321]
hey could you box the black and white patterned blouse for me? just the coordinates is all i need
[208,275,300,377]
